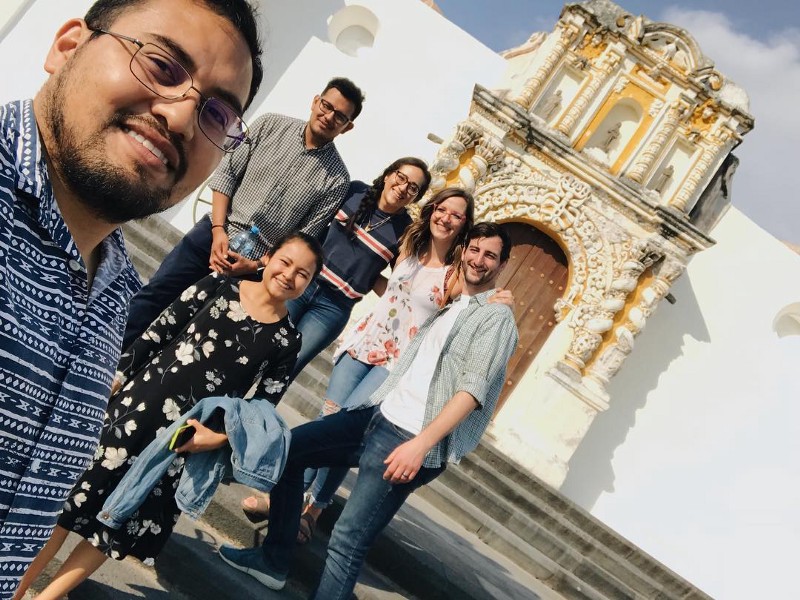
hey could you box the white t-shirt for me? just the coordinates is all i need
[380,294,471,435]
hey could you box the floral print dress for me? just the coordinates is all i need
[335,256,449,369]
[58,273,300,564]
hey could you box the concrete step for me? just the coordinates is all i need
[197,402,565,600]
[464,443,704,599]
[120,215,185,282]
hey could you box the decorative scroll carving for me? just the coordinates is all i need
[585,256,685,386]
[512,24,579,110]
[457,136,505,193]
[626,101,682,183]
[648,99,664,118]
[428,121,482,193]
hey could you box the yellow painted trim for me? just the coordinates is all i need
[575,80,657,175]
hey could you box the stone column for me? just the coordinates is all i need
[512,24,579,110]
[626,101,682,183]
[556,50,623,136]
[670,129,731,211]
[584,241,666,388]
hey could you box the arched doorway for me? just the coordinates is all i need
[495,222,569,412]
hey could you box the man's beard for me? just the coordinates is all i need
[45,73,187,224]
[463,263,497,288]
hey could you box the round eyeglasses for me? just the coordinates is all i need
[91,29,249,152]
[393,170,420,197]
[433,205,466,223]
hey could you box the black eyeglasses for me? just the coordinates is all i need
[393,170,420,197]
[91,28,249,152]
[318,97,352,127]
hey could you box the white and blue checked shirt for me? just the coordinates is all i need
[0,100,141,596]
[209,112,350,256]
[364,290,519,468]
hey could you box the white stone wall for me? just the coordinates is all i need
[563,207,800,599]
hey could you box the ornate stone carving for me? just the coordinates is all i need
[556,50,623,136]
[626,100,682,183]
[648,99,664,118]
[428,120,482,193]
[585,255,685,386]
[670,137,728,211]
[457,136,505,193]
[613,76,629,94]
[513,24,579,110]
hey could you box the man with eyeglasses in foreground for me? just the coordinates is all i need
[0,0,261,596]
[122,76,365,348]
[219,222,519,599]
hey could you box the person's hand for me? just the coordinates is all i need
[174,418,228,454]
[489,288,514,307]
[222,252,261,276]
[109,376,123,397]
[209,228,233,273]
[383,437,429,484]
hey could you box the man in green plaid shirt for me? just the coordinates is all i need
[220,222,519,597]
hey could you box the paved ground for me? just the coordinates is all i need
[20,402,565,600]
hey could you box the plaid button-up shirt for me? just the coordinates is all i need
[365,289,519,468]
[209,112,350,256]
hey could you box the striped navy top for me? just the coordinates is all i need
[0,100,141,592]
[318,181,412,300]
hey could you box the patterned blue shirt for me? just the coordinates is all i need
[0,100,141,595]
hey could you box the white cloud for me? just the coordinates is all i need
[658,9,800,242]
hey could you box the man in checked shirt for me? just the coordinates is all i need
[123,77,364,347]
[219,222,519,598]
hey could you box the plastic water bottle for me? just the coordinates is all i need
[229,224,260,260]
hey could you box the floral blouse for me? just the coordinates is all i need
[335,256,449,370]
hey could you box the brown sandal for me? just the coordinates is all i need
[241,495,270,523]
[297,513,316,545]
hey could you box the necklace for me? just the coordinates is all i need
[363,213,392,233]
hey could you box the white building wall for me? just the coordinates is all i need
[563,207,800,600]
[1,4,795,600]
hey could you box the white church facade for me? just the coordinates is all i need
[2,1,798,599]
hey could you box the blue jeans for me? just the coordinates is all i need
[124,215,213,348]
[304,354,389,509]
[287,279,356,379]
[311,412,444,599]
[260,409,443,595]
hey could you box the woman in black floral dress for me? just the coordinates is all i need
[20,233,323,600]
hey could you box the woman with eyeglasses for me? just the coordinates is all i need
[242,187,512,543]
[281,157,432,384]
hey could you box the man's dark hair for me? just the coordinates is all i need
[84,0,263,109]
[466,222,512,263]
[322,77,365,120]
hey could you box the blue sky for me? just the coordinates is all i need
[434,1,800,243]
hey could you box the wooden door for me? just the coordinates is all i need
[494,222,569,413]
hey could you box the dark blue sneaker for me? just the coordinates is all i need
[218,545,287,590]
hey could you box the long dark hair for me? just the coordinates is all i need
[345,157,432,235]
[399,187,475,266]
